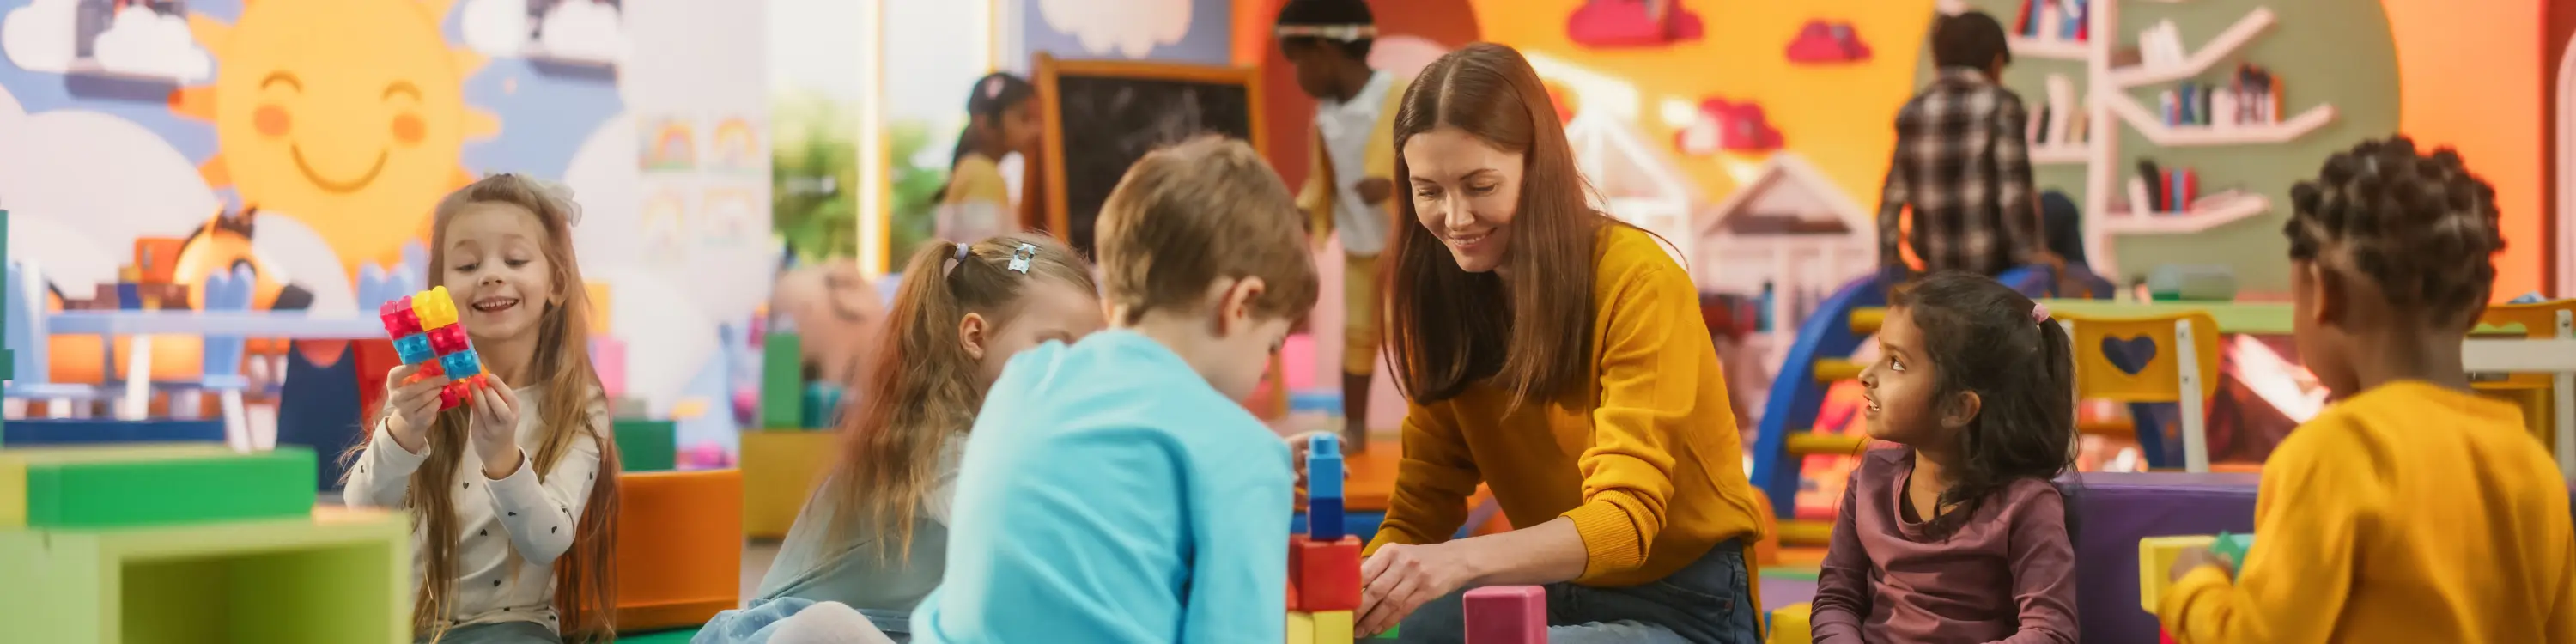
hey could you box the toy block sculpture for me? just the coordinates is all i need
[378,285,486,408]
[1289,433,1363,642]
[1463,586,1546,643]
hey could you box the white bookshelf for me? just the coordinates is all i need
[2008,34,2092,61]
[2063,2,2336,276]
[2099,192,2269,233]
[2032,144,2093,164]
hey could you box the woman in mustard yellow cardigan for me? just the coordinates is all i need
[1350,43,1767,644]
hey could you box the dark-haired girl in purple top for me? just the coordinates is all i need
[1811,273,2080,644]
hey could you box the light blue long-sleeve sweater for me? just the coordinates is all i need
[910,330,1292,643]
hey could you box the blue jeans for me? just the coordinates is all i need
[1396,540,1760,644]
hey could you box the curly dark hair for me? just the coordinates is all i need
[2283,136,2506,330]
[1887,271,2075,538]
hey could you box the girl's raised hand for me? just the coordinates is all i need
[381,365,448,451]
[469,374,524,478]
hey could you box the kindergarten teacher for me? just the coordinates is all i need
[1356,43,1768,644]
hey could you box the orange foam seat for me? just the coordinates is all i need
[616,469,744,631]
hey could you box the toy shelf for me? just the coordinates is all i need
[2105,8,2276,88]
[2032,143,2093,164]
[2007,34,2091,61]
[0,509,410,644]
[2099,193,2270,234]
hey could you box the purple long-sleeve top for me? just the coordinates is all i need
[1810,448,2078,644]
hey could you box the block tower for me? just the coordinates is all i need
[1290,433,1361,643]
[379,285,487,407]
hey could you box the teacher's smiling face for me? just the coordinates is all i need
[1403,125,1527,274]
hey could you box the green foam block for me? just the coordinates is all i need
[762,333,805,429]
[26,447,317,528]
[615,419,678,472]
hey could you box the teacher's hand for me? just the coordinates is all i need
[1355,542,1478,636]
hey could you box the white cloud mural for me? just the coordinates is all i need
[1037,0,1188,58]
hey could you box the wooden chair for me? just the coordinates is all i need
[2056,310,2223,472]
[2476,301,2576,472]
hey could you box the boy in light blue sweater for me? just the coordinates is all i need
[910,136,1321,643]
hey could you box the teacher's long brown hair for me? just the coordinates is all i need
[1382,43,1621,410]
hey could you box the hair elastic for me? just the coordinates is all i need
[2030,302,2051,325]
[1275,24,1376,41]
[943,243,971,277]
[1006,242,1036,275]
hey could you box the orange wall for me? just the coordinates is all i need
[2383,0,2546,299]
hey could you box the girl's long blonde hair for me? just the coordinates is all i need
[345,173,621,643]
[823,233,1092,560]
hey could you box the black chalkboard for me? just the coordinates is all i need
[1034,56,1264,258]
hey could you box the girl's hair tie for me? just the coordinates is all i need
[944,242,972,277]
[2030,302,2052,325]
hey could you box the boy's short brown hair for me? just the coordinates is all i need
[1094,136,1319,325]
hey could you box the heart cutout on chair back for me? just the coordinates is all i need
[2101,335,2159,375]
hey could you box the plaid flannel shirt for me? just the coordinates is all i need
[1876,67,2044,277]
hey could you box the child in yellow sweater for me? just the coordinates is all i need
[2157,136,2576,642]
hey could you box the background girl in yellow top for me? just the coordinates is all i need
[933,73,1038,244]
[345,174,622,644]
[1278,0,1410,452]
[2155,136,2576,643]
[1350,43,1766,643]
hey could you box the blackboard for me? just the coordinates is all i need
[1034,55,1265,257]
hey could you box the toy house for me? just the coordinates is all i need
[1692,153,1874,360]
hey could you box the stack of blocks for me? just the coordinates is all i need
[0,444,411,642]
[1291,433,1362,643]
[378,285,488,407]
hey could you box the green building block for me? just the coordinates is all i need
[0,510,411,644]
[614,419,678,472]
[2213,532,2256,568]
[8,446,316,529]
[762,332,805,429]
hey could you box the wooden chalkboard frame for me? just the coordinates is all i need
[1030,53,1267,246]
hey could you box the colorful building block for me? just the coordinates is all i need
[1309,497,1346,540]
[761,332,805,428]
[1287,610,1315,643]
[0,508,411,644]
[613,419,679,472]
[378,285,488,410]
[1294,536,1363,611]
[617,469,745,630]
[740,428,837,538]
[2137,535,2219,612]
[1765,602,1813,644]
[1463,586,1546,644]
[2,445,316,529]
[1309,434,1344,500]
[1310,610,1355,644]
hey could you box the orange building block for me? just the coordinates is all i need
[616,469,744,631]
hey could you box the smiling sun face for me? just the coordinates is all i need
[172,0,501,274]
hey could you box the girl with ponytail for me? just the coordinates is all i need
[695,233,1102,643]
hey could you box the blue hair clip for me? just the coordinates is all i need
[1007,243,1036,275]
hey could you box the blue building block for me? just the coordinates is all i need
[5,419,224,445]
[1308,434,1344,500]
[392,333,435,364]
[440,349,483,379]
[1309,496,1345,541]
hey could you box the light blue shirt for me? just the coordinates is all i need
[910,330,1292,643]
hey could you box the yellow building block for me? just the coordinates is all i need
[1310,610,1354,644]
[1766,602,1813,644]
[0,507,410,644]
[1287,610,1314,643]
[740,429,838,538]
[2139,535,2218,612]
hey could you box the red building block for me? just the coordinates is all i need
[427,324,471,354]
[1463,586,1546,644]
[1296,535,1363,611]
[1287,580,1303,612]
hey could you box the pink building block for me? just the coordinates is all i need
[1281,333,1316,392]
[592,337,628,399]
[1463,586,1546,644]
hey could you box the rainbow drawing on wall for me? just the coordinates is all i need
[643,190,689,258]
[703,188,756,245]
[710,117,757,172]
[641,118,696,170]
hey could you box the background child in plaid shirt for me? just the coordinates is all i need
[1875,10,2057,281]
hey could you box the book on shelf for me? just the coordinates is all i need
[2136,159,2165,211]
[2014,0,2088,42]
[2045,74,2076,143]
